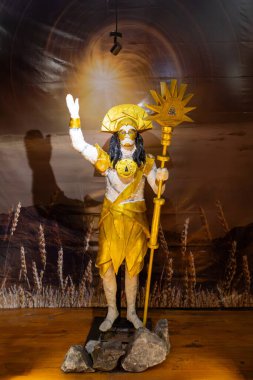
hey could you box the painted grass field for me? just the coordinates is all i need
[0,200,252,309]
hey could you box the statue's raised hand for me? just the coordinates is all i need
[66,94,79,119]
[66,93,98,161]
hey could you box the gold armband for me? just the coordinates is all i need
[69,118,81,129]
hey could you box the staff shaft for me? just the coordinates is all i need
[143,144,168,326]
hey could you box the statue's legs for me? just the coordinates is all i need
[99,265,119,332]
[125,266,143,329]
[99,264,143,332]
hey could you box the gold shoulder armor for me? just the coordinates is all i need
[143,154,155,176]
[94,144,111,173]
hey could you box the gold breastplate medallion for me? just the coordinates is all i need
[115,159,138,179]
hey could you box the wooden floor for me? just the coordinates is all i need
[0,308,253,380]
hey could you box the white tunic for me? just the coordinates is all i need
[69,128,161,203]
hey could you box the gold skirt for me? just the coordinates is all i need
[96,197,150,278]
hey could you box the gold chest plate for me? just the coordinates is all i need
[115,159,138,178]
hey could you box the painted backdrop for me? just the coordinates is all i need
[0,0,252,308]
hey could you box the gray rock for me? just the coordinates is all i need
[154,319,170,353]
[85,339,100,354]
[92,341,126,371]
[121,327,168,372]
[61,345,94,373]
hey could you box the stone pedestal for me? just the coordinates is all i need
[61,317,170,373]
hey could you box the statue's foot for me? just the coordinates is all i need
[99,308,119,332]
[127,310,143,329]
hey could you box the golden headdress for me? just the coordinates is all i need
[101,104,153,133]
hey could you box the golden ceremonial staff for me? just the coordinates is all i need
[143,79,196,326]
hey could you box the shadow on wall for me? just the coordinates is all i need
[23,129,100,231]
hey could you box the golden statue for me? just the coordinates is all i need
[66,97,168,332]
[66,79,195,331]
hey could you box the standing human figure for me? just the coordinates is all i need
[66,94,168,331]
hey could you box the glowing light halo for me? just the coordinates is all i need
[66,20,183,130]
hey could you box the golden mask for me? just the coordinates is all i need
[118,128,137,141]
